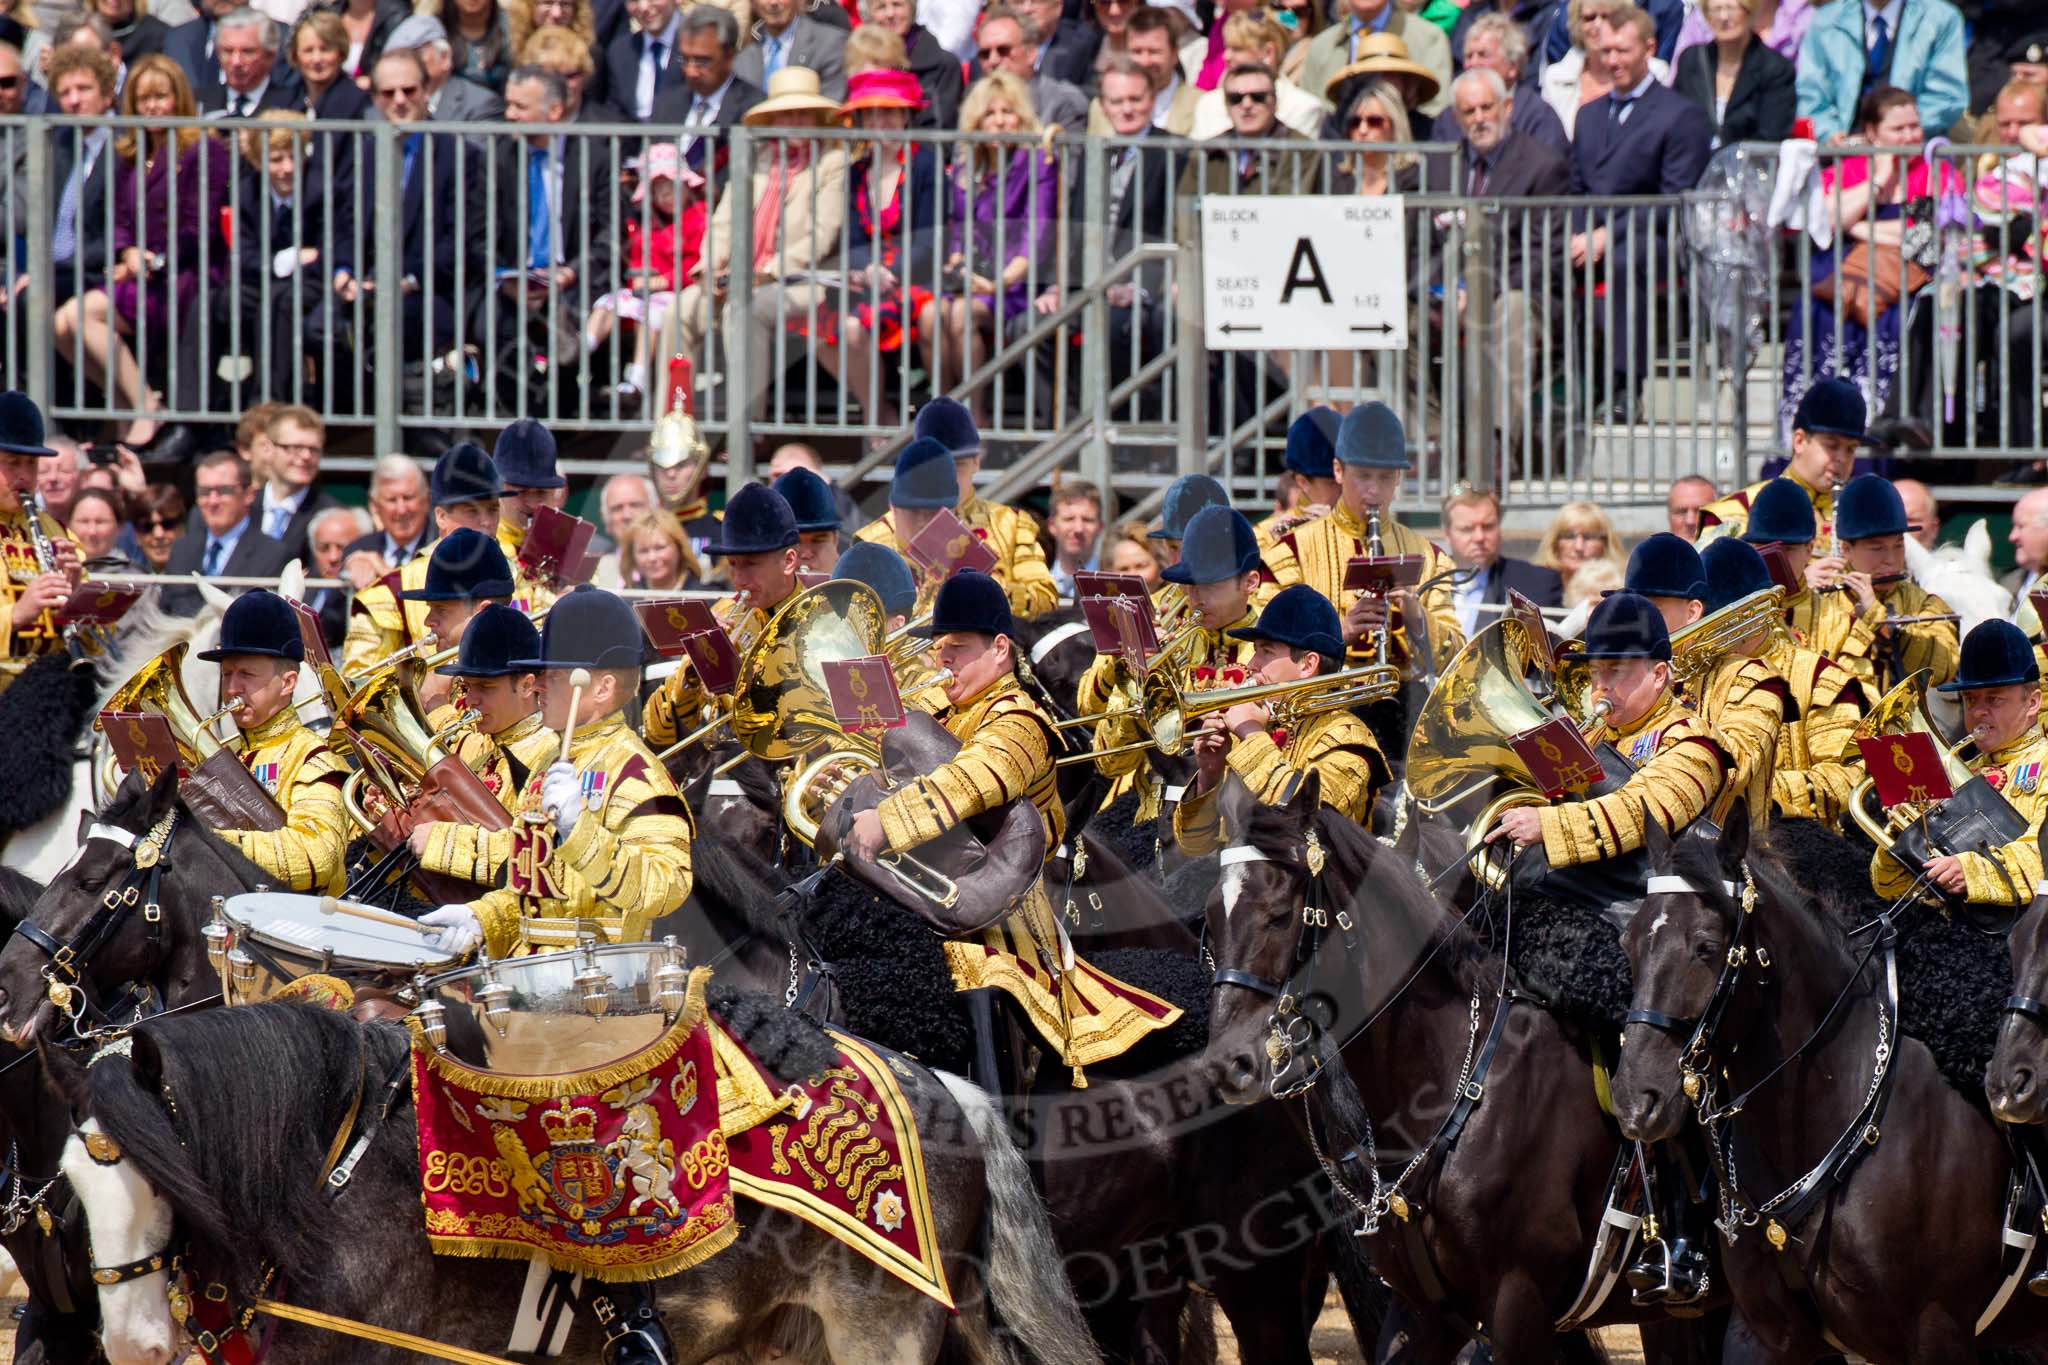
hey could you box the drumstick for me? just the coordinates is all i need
[318,895,437,935]
[559,667,592,766]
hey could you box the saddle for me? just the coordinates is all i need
[817,712,1048,938]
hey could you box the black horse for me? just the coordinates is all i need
[1985,828,2048,1123]
[61,1000,1102,1365]
[1202,772,1724,1365]
[1615,813,2047,1365]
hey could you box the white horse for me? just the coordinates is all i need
[1,565,325,881]
[1908,519,2010,732]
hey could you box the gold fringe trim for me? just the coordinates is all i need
[407,966,712,1101]
[424,1206,742,1284]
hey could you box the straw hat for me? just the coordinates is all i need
[1324,32,1440,112]
[742,66,843,125]
[840,67,926,121]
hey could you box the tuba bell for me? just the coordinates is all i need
[336,663,452,834]
[1667,586,1788,689]
[1846,667,1978,859]
[100,642,226,766]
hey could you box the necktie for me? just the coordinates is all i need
[1864,12,1891,89]
[203,539,225,576]
[1611,92,1635,123]
[232,95,249,117]
[527,146,552,270]
[763,33,785,75]
[265,503,290,539]
[690,95,710,124]
[51,139,83,262]
[401,133,421,194]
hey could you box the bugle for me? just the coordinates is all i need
[1052,662,1401,767]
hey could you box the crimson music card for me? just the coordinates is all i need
[1856,732,1955,807]
[284,596,333,671]
[679,627,741,696]
[1505,589,1556,673]
[1081,593,1160,662]
[55,582,141,629]
[1509,717,1604,799]
[518,505,600,588]
[1072,571,1151,601]
[635,598,719,659]
[100,710,185,782]
[2031,590,2048,638]
[904,507,999,580]
[823,656,907,733]
[1753,542,1803,598]
[1344,554,1426,595]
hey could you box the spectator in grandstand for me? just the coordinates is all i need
[1008,0,1096,87]
[254,406,341,562]
[160,0,242,96]
[342,453,432,584]
[919,72,1060,425]
[1297,0,1452,119]
[69,488,135,572]
[733,0,846,99]
[193,8,300,115]
[767,441,862,528]
[1429,12,1568,159]
[1535,499,1624,597]
[1046,479,1103,597]
[484,65,616,351]
[804,69,940,437]
[599,471,655,546]
[1569,4,1712,421]
[1324,30,1437,134]
[95,0,172,67]
[47,14,127,94]
[1674,0,1796,146]
[586,141,703,407]
[524,24,605,120]
[41,47,118,305]
[651,8,764,185]
[1336,77,1421,195]
[1088,5,1197,132]
[976,8,1087,130]
[161,450,294,614]
[1794,0,1965,143]
[1560,554,1623,615]
[305,0,413,85]
[306,503,364,645]
[620,508,706,589]
[1541,0,1664,140]
[842,23,906,80]
[1444,485,1562,637]
[416,0,519,92]
[1178,62,1322,196]
[1666,474,1716,539]
[1075,59,1173,412]
[1776,86,1955,443]
[37,439,85,525]
[603,0,684,121]
[50,55,228,456]
[1190,9,1325,137]
[1670,0,1809,66]
[861,0,959,126]
[132,482,187,571]
[289,11,370,116]
[1086,0,1143,80]
[1104,519,1163,589]
[1896,478,1939,547]
[384,14,503,122]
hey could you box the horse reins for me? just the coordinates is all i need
[11,815,179,1033]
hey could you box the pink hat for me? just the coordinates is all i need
[633,142,703,201]
[839,67,926,122]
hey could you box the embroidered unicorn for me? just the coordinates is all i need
[605,1104,680,1217]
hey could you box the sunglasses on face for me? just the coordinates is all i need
[1349,112,1390,131]
[1227,88,1273,104]
[141,517,178,531]
[0,75,21,90]
[977,41,1014,60]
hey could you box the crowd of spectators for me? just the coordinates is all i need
[2,0,2048,469]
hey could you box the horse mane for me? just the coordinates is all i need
[92,599,215,713]
[1756,818,1885,935]
[0,867,40,935]
[686,812,787,943]
[86,1004,407,1287]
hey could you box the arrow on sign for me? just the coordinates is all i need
[1350,322,1395,335]
[1219,322,1265,334]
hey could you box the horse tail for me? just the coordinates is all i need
[83,1046,234,1251]
[936,1072,1101,1365]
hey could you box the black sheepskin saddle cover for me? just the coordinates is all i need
[1079,790,1220,929]
[0,654,96,836]
[1769,819,2011,1105]
[1482,891,1633,1035]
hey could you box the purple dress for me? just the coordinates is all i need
[946,147,1060,324]
[110,134,232,340]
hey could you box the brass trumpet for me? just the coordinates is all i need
[1052,662,1401,767]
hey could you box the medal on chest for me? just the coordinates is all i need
[2011,761,2041,795]
[1628,729,1665,765]
[249,760,281,793]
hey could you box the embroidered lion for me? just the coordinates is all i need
[492,1126,550,1216]
[605,1104,680,1217]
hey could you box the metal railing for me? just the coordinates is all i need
[5,114,2043,513]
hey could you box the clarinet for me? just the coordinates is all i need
[1366,506,1389,669]
[23,492,79,653]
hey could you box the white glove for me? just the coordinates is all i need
[541,761,583,840]
[420,905,482,957]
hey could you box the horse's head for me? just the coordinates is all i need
[1204,771,1322,1104]
[1987,823,2048,1123]
[1612,801,1750,1142]
[64,1114,180,1365]
[0,769,181,1045]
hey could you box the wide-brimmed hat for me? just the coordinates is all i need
[1325,33,1440,112]
[743,67,843,126]
[840,68,926,121]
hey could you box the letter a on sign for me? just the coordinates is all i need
[1279,238,1332,305]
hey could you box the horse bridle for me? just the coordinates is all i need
[1999,881,2048,1029]
[12,815,178,1031]
[1209,828,1345,1096]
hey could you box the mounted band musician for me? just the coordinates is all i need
[342,444,506,676]
[1735,479,1873,825]
[0,392,80,692]
[1807,474,1961,693]
[1254,408,1341,551]
[773,466,845,576]
[1697,375,1863,548]
[831,541,944,699]
[489,417,573,618]
[200,590,351,894]
[1144,473,1231,627]
[421,604,556,814]
[417,586,694,960]
[396,529,519,719]
[839,570,1181,1085]
[1869,619,2048,907]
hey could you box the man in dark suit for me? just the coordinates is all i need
[307,505,363,649]
[1015,0,1099,86]
[186,7,303,116]
[604,0,686,121]
[343,454,434,579]
[1443,486,1562,639]
[651,6,764,188]
[382,15,504,127]
[1429,11,1568,160]
[253,406,343,564]
[1567,3,1711,419]
[1095,59,1172,412]
[42,46,119,306]
[162,451,294,615]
